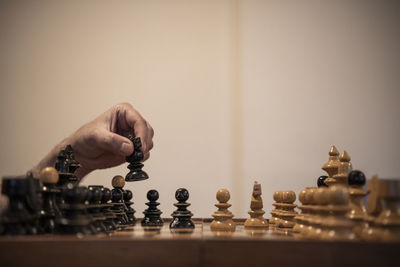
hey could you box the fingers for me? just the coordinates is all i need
[79,153,126,170]
[118,103,154,156]
[143,151,150,161]
[91,129,134,157]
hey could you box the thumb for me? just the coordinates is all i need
[96,130,133,156]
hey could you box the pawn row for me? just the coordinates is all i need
[0,169,195,236]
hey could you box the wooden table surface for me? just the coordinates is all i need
[0,219,399,267]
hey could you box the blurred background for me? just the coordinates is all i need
[0,0,399,217]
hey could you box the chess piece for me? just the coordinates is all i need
[297,187,318,238]
[210,189,236,232]
[309,186,330,239]
[81,187,98,234]
[332,151,352,186]
[88,185,108,233]
[269,191,281,228]
[276,191,297,232]
[347,170,371,237]
[361,179,400,242]
[320,185,355,241]
[170,188,195,230]
[39,167,62,234]
[293,188,309,236]
[317,176,328,187]
[0,178,34,235]
[142,189,163,227]
[65,145,80,175]
[100,187,118,231]
[110,176,129,227]
[322,145,341,186]
[366,175,382,217]
[124,189,136,226]
[25,172,44,234]
[57,184,92,235]
[125,136,149,182]
[55,145,80,186]
[244,182,268,230]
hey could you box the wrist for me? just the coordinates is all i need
[30,137,71,178]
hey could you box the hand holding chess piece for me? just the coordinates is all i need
[30,103,154,179]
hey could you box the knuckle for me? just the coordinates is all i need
[148,141,154,150]
[116,102,133,110]
[136,118,147,127]
[147,122,154,137]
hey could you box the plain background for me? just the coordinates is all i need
[1,0,399,217]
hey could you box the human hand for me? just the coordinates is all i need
[32,103,154,179]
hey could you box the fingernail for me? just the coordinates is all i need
[120,142,132,155]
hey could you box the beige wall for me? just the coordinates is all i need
[1,0,399,217]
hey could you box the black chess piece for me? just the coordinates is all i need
[55,145,80,186]
[170,188,194,229]
[0,178,34,235]
[124,190,136,226]
[25,172,43,234]
[348,170,366,186]
[65,145,80,175]
[101,187,118,231]
[317,175,328,187]
[55,149,70,186]
[39,167,62,234]
[142,189,163,227]
[57,184,92,235]
[88,186,108,233]
[110,176,129,227]
[125,136,149,182]
[82,187,98,234]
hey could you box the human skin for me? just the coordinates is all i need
[31,102,154,179]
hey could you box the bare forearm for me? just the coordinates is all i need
[30,138,70,178]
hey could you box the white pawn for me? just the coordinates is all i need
[210,189,236,232]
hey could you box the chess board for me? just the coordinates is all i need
[0,218,398,267]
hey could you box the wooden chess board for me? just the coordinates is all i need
[0,218,399,267]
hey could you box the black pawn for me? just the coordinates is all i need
[81,187,98,234]
[25,172,44,234]
[88,186,108,233]
[142,190,163,227]
[101,187,118,231]
[125,136,149,182]
[348,170,366,186]
[0,178,34,235]
[317,175,328,187]
[110,176,129,227]
[124,190,136,225]
[170,188,194,229]
[57,184,92,235]
[39,167,62,234]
